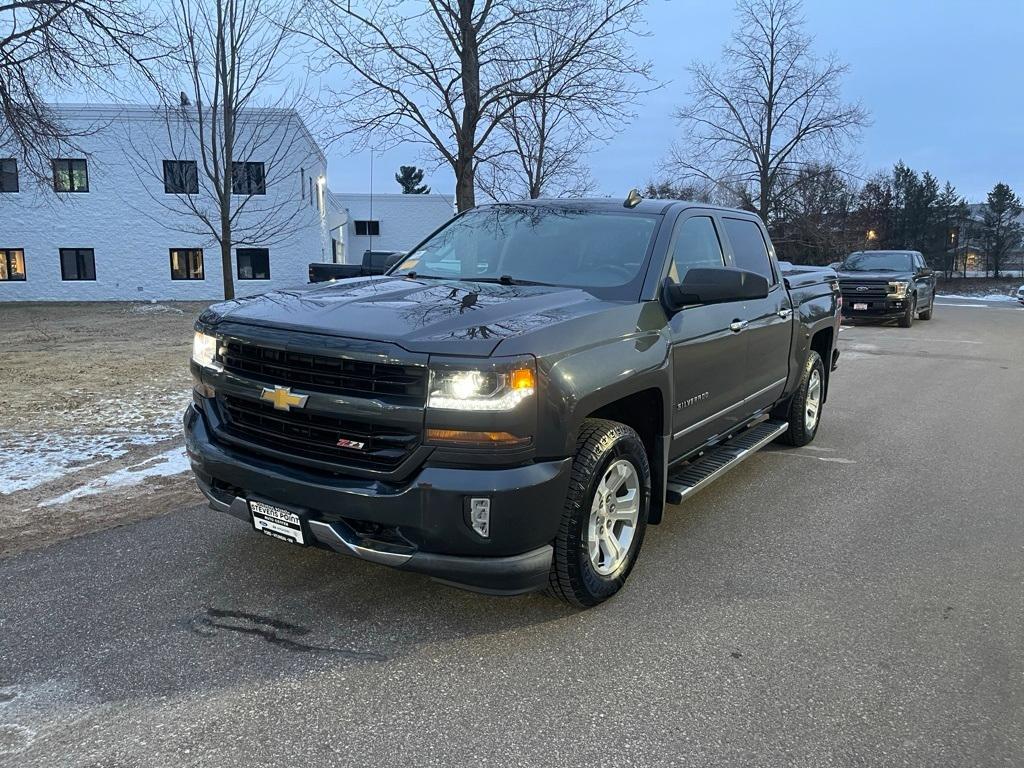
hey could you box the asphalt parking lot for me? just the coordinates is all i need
[1,299,1022,767]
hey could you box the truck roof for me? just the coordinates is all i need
[479,197,761,218]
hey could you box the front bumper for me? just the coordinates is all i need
[183,404,571,595]
[842,298,910,320]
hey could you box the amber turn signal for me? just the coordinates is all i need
[510,368,535,390]
[426,429,531,447]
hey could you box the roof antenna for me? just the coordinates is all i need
[623,188,643,209]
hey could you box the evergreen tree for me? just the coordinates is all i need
[395,166,430,194]
[980,182,1023,277]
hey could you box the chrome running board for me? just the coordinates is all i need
[665,419,789,505]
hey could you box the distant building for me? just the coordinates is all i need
[0,104,331,301]
[325,192,454,265]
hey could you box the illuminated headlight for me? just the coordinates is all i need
[191,331,219,369]
[887,281,910,299]
[428,363,536,411]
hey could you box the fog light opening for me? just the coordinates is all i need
[469,498,490,538]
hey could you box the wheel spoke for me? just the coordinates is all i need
[602,529,623,565]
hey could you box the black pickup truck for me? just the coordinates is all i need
[836,250,936,327]
[308,250,404,283]
[185,197,840,607]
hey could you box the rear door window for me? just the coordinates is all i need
[722,217,775,284]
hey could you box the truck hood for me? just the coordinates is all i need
[835,270,913,282]
[202,275,620,356]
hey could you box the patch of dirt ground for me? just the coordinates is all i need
[0,301,212,557]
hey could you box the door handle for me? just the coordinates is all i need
[729,320,749,333]
[777,308,793,319]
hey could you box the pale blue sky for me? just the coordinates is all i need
[323,0,1023,204]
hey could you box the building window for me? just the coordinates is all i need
[163,160,199,194]
[53,158,89,192]
[0,249,26,281]
[301,168,305,200]
[59,248,97,281]
[170,248,204,280]
[309,177,314,206]
[354,220,380,236]
[331,238,340,262]
[231,162,265,195]
[0,159,18,192]
[237,248,270,280]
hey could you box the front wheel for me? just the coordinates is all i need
[898,295,916,327]
[547,419,650,608]
[775,351,825,447]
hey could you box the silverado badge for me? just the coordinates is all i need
[260,385,308,412]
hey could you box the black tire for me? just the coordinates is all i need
[774,351,825,447]
[547,419,651,608]
[898,295,916,327]
[919,297,933,320]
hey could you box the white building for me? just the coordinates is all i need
[325,192,454,265]
[0,104,456,301]
[0,104,331,301]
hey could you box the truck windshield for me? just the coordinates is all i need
[841,252,913,272]
[393,205,659,297]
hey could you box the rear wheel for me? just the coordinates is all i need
[775,351,825,447]
[898,295,916,327]
[547,419,650,608]
[919,297,934,320]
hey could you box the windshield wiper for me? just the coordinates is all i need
[402,271,452,280]
[459,275,556,287]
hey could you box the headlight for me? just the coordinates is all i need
[428,362,536,411]
[887,281,910,299]
[191,331,219,369]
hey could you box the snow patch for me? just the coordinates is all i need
[37,448,190,507]
[937,292,1018,303]
[0,387,189,495]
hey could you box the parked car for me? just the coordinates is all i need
[1016,285,1024,305]
[835,250,936,327]
[185,196,841,607]
[308,250,405,282]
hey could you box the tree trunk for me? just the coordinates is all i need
[220,234,235,300]
[455,157,476,212]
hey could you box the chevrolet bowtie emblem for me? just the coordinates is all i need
[260,385,308,411]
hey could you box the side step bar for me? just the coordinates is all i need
[665,419,789,505]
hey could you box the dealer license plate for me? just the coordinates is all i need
[853,302,868,310]
[250,500,305,545]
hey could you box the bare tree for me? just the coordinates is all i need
[297,0,648,211]
[0,0,163,183]
[477,3,651,201]
[665,0,868,223]
[123,0,316,300]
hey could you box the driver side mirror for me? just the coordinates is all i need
[917,266,933,278]
[662,268,770,313]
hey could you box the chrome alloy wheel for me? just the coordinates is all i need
[587,458,641,576]
[805,368,822,433]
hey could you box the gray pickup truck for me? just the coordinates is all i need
[184,197,840,607]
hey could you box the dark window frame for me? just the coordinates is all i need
[169,248,205,280]
[236,247,270,280]
[231,161,266,196]
[0,158,19,192]
[53,158,89,193]
[0,248,26,281]
[354,220,380,236]
[163,160,199,195]
[59,248,97,281]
